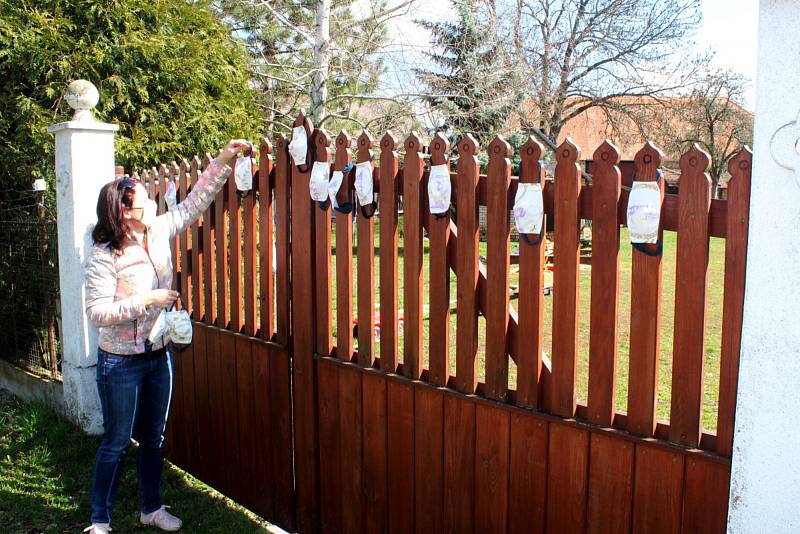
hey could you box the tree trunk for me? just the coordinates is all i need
[311,0,331,125]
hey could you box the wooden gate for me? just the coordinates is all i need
[146,110,750,533]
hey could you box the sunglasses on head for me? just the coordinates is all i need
[117,178,135,191]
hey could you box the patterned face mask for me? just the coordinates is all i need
[234,143,255,196]
[309,161,330,203]
[427,164,451,216]
[328,170,344,209]
[627,181,661,244]
[355,161,374,207]
[288,126,308,167]
[514,182,544,235]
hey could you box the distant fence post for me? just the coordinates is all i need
[47,80,119,435]
[729,1,800,531]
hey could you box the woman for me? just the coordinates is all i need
[83,140,249,533]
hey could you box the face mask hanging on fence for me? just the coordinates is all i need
[514,181,545,244]
[626,171,663,255]
[234,142,256,198]
[427,164,451,216]
[289,126,308,168]
[309,161,330,205]
[355,161,376,217]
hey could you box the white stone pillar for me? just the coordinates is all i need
[47,81,118,435]
[728,1,800,531]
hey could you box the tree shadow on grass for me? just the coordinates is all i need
[0,393,270,533]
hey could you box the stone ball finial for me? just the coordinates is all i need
[65,80,99,122]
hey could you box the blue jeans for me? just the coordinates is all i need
[90,348,173,525]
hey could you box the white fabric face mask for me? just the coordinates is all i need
[354,161,374,207]
[513,182,544,235]
[309,161,330,202]
[166,309,193,345]
[141,199,158,227]
[427,164,451,215]
[235,155,254,193]
[164,181,177,211]
[627,181,661,244]
[288,126,308,167]
[328,170,344,209]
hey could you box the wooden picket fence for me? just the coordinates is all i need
[136,111,751,533]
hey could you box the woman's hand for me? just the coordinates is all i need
[144,289,180,308]
[217,139,251,165]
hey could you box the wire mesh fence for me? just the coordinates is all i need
[0,218,61,380]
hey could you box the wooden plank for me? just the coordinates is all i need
[627,143,666,436]
[716,147,752,456]
[289,111,319,533]
[314,129,333,357]
[269,345,295,531]
[190,322,211,482]
[587,141,622,426]
[379,132,400,372]
[356,132,376,367]
[508,412,548,534]
[201,155,216,325]
[170,162,181,298]
[516,138,546,408]
[485,136,512,400]
[274,136,290,344]
[428,134,451,386]
[179,159,191,315]
[475,403,510,534]
[243,149,258,336]
[546,423,589,534]
[228,150,243,332]
[235,335,257,504]
[317,358,342,533]
[158,163,169,216]
[387,379,414,534]
[362,371,388,534]
[180,327,200,472]
[586,432,634,534]
[551,139,582,418]
[402,132,425,378]
[202,326,225,494]
[167,346,185,466]
[339,365,363,533]
[334,131,355,361]
[455,135,480,394]
[670,145,712,447]
[214,156,229,330]
[415,384,444,533]
[251,340,273,518]
[632,443,685,534]
[190,156,204,321]
[218,333,241,498]
[443,395,475,533]
[682,456,730,534]
[259,139,275,340]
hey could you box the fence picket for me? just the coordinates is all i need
[716,147,752,456]
[587,140,622,426]
[403,132,425,379]
[516,137,546,408]
[229,151,243,332]
[202,154,216,326]
[215,155,229,330]
[259,138,275,340]
[356,132,376,367]
[379,132,400,373]
[627,143,665,436]
[170,161,181,300]
[485,135,512,401]
[159,163,169,215]
[313,129,333,356]
[551,139,582,418]
[334,131,354,361]
[670,144,712,447]
[428,133,451,386]
[243,149,258,336]
[456,135,480,394]
[274,136,291,344]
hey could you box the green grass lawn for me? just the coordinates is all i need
[0,393,272,533]
[329,216,725,432]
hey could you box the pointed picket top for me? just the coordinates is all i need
[159,163,169,179]
[202,153,213,168]
[335,130,352,170]
[679,143,712,175]
[520,136,544,164]
[519,136,544,184]
[276,133,289,151]
[488,134,512,159]
[191,154,202,174]
[357,130,374,163]
[170,161,180,180]
[556,137,580,163]
[260,137,273,156]
[727,145,753,178]
[294,109,313,132]
[405,131,423,154]
[314,128,332,149]
[430,132,451,166]
[633,141,664,182]
[180,158,191,174]
[592,139,620,168]
[458,133,479,157]
[380,131,398,152]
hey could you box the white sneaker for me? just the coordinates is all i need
[83,525,111,533]
[140,505,182,531]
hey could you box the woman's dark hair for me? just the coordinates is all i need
[92,178,135,253]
